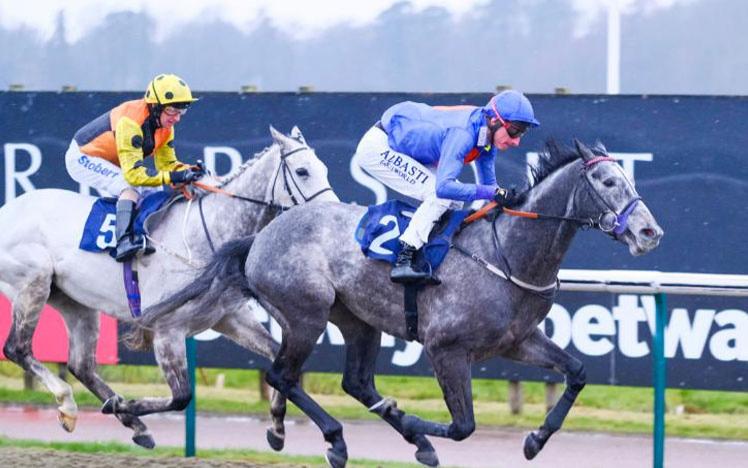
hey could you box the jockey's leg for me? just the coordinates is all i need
[392,194,455,283]
[52,292,154,448]
[332,304,439,467]
[115,189,144,262]
[2,266,79,432]
[502,328,586,460]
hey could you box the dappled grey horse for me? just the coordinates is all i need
[0,126,338,449]
[145,140,663,467]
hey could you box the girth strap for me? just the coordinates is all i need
[403,284,422,342]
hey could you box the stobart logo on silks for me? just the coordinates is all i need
[78,155,119,178]
[378,150,430,185]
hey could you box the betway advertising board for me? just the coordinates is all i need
[1,92,746,391]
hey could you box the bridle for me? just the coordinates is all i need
[187,144,333,254]
[453,154,643,298]
[580,156,641,238]
[269,146,334,206]
[463,155,642,238]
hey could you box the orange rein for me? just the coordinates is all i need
[463,201,540,225]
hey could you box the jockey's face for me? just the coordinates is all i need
[159,106,186,129]
[492,123,522,151]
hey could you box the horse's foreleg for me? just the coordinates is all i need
[102,330,191,417]
[2,272,78,432]
[55,298,154,449]
[504,328,586,460]
[265,321,348,468]
[333,308,438,467]
[212,298,287,451]
[401,346,476,443]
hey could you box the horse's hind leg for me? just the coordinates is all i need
[2,271,79,432]
[212,299,287,452]
[331,303,438,467]
[504,328,586,460]
[263,304,347,468]
[102,328,192,417]
[52,294,154,449]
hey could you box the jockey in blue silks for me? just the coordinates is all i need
[352,90,540,283]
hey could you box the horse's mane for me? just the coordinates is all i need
[217,143,277,188]
[527,140,583,189]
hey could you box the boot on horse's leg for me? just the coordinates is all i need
[390,241,430,284]
[115,199,145,262]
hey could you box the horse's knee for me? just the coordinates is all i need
[67,362,94,383]
[171,391,193,411]
[265,368,295,394]
[448,420,475,441]
[2,341,20,363]
[567,361,586,393]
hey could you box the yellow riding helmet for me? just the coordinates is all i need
[144,74,198,107]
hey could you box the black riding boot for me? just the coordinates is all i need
[390,241,430,284]
[115,199,145,262]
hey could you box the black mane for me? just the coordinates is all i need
[528,140,583,188]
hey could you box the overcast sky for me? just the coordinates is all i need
[0,0,696,43]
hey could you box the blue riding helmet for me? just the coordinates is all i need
[486,90,540,127]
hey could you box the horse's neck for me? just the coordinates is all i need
[156,149,279,250]
[491,162,581,286]
[204,150,280,242]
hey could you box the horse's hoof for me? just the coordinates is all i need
[523,431,544,460]
[133,433,156,449]
[266,428,285,451]
[324,448,348,468]
[57,410,77,433]
[415,447,440,467]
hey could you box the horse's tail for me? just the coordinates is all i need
[131,235,256,335]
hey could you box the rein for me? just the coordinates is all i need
[453,155,642,298]
[159,145,334,260]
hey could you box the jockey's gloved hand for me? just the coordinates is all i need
[493,186,517,206]
[170,167,203,185]
[193,160,206,177]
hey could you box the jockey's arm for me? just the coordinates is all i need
[116,118,174,186]
[435,128,497,201]
[153,128,190,173]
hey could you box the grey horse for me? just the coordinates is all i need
[144,140,663,467]
[0,126,338,449]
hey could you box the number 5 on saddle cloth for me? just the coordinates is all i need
[355,200,471,341]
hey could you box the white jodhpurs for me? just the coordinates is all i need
[65,140,153,198]
[352,125,461,249]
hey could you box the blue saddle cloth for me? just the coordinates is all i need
[79,191,173,257]
[355,200,470,272]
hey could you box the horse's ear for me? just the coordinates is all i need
[269,125,284,145]
[290,126,307,145]
[592,139,608,155]
[574,138,595,161]
[269,125,294,150]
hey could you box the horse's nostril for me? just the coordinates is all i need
[642,228,656,239]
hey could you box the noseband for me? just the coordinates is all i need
[582,156,641,237]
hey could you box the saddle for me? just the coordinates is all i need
[78,190,178,317]
[79,191,175,257]
[356,200,471,341]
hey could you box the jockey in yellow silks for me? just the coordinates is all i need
[65,73,203,262]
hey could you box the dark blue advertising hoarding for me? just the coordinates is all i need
[1,92,746,391]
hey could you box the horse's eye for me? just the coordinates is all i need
[295,168,310,177]
[603,178,616,188]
